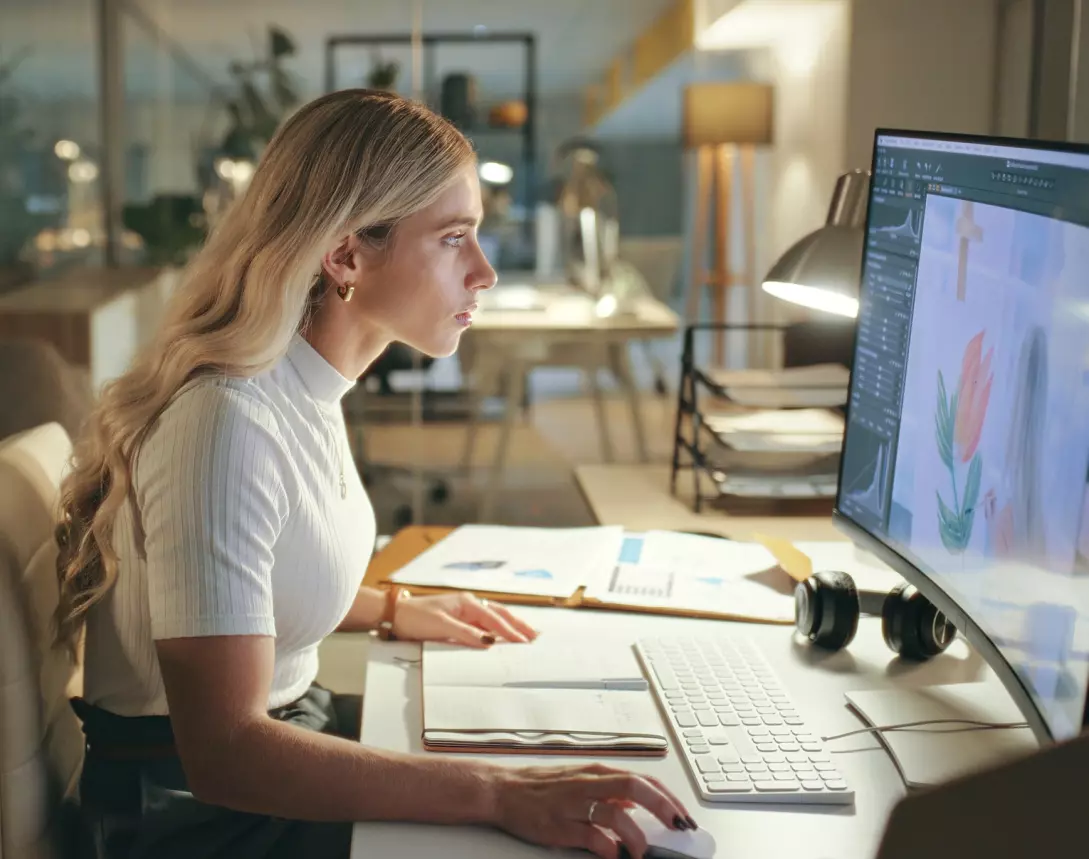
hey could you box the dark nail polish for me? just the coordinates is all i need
[686,816,698,830]
[672,815,688,830]
[481,634,496,645]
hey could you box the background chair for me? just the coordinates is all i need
[0,339,94,443]
[0,423,88,859]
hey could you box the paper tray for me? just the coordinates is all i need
[363,526,796,625]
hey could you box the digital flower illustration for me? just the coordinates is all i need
[935,330,993,552]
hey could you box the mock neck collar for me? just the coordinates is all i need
[285,333,356,406]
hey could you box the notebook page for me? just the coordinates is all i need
[423,686,666,739]
[422,638,647,689]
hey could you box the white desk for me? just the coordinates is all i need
[350,603,997,859]
[459,284,679,520]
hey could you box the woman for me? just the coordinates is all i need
[53,90,694,859]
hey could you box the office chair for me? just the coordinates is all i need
[0,423,90,859]
[346,343,450,529]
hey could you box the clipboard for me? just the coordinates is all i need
[363,526,800,625]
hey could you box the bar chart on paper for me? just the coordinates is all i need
[586,532,796,622]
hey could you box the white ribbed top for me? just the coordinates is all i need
[83,334,376,716]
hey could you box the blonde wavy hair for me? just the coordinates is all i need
[53,89,474,653]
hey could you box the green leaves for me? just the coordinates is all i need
[935,370,955,470]
[935,370,982,554]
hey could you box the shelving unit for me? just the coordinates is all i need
[671,322,851,514]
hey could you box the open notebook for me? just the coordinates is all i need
[421,639,669,756]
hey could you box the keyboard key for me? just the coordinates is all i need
[801,781,825,791]
[819,771,843,781]
[786,753,808,763]
[756,743,778,753]
[784,717,805,726]
[744,763,768,775]
[809,754,831,764]
[688,744,710,754]
[814,762,837,772]
[774,771,798,781]
[825,781,849,791]
[696,757,721,774]
[708,782,754,793]
[802,743,823,753]
[719,715,741,727]
[709,735,731,745]
[794,770,819,782]
[755,780,799,792]
[794,733,817,742]
[697,712,719,728]
[763,753,785,763]
[682,729,703,738]
[717,750,740,765]
[742,717,763,726]
[769,763,791,773]
[703,773,726,784]
[727,772,751,782]
[778,742,800,752]
[761,715,783,725]
[675,712,697,728]
[741,754,762,764]
[723,763,746,774]
[769,727,792,736]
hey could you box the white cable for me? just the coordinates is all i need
[821,718,1029,744]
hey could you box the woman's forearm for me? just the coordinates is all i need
[191,714,498,824]
[336,586,386,632]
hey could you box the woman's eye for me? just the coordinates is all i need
[443,233,466,248]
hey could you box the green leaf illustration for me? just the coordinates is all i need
[937,491,965,552]
[935,371,954,470]
[963,453,982,517]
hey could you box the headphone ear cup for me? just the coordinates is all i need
[796,570,860,651]
[883,584,955,660]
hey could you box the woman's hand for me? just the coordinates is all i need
[488,763,698,859]
[391,592,538,647]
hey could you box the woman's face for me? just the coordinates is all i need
[351,164,497,358]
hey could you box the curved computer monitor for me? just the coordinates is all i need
[834,129,1089,744]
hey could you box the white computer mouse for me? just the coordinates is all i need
[623,807,717,859]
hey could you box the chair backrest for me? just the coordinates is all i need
[0,423,85,859]
[0,339,93,444]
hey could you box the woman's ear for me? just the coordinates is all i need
[320,232,364,290]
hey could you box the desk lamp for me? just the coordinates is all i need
[761,168,871,318]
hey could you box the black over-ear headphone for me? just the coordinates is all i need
[794,570,957,661]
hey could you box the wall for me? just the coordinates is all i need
[845,0,999,169]
[996,0,1034,137]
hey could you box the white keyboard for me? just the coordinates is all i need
[636,636,854,805]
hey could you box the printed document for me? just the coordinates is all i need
[583,531,795,622]
[390,525,623,598]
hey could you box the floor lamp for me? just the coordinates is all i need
[683,82,774,367]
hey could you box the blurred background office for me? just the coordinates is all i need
[0,0,1085,536]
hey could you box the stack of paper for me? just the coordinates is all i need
[704,408,845,453]
[707,364,850,409]
[390,525,623,598]
[421,638,667,755]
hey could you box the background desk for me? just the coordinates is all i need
[460,287,678,520]
[349,603,996,859]
[576,463,840,542]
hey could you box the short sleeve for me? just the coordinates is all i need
[136,382,292,640]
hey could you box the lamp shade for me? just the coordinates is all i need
[683,82,774,147]
[761,169,871,318]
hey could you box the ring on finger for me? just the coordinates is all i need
[479,597,489,608]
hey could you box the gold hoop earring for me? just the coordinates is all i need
[337,283,355,302]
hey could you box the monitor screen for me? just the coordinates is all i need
[836,130,1089,742]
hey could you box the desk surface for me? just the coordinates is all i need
[472,284,678,337]
[575,463,841,542]
[349,605,995,859]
